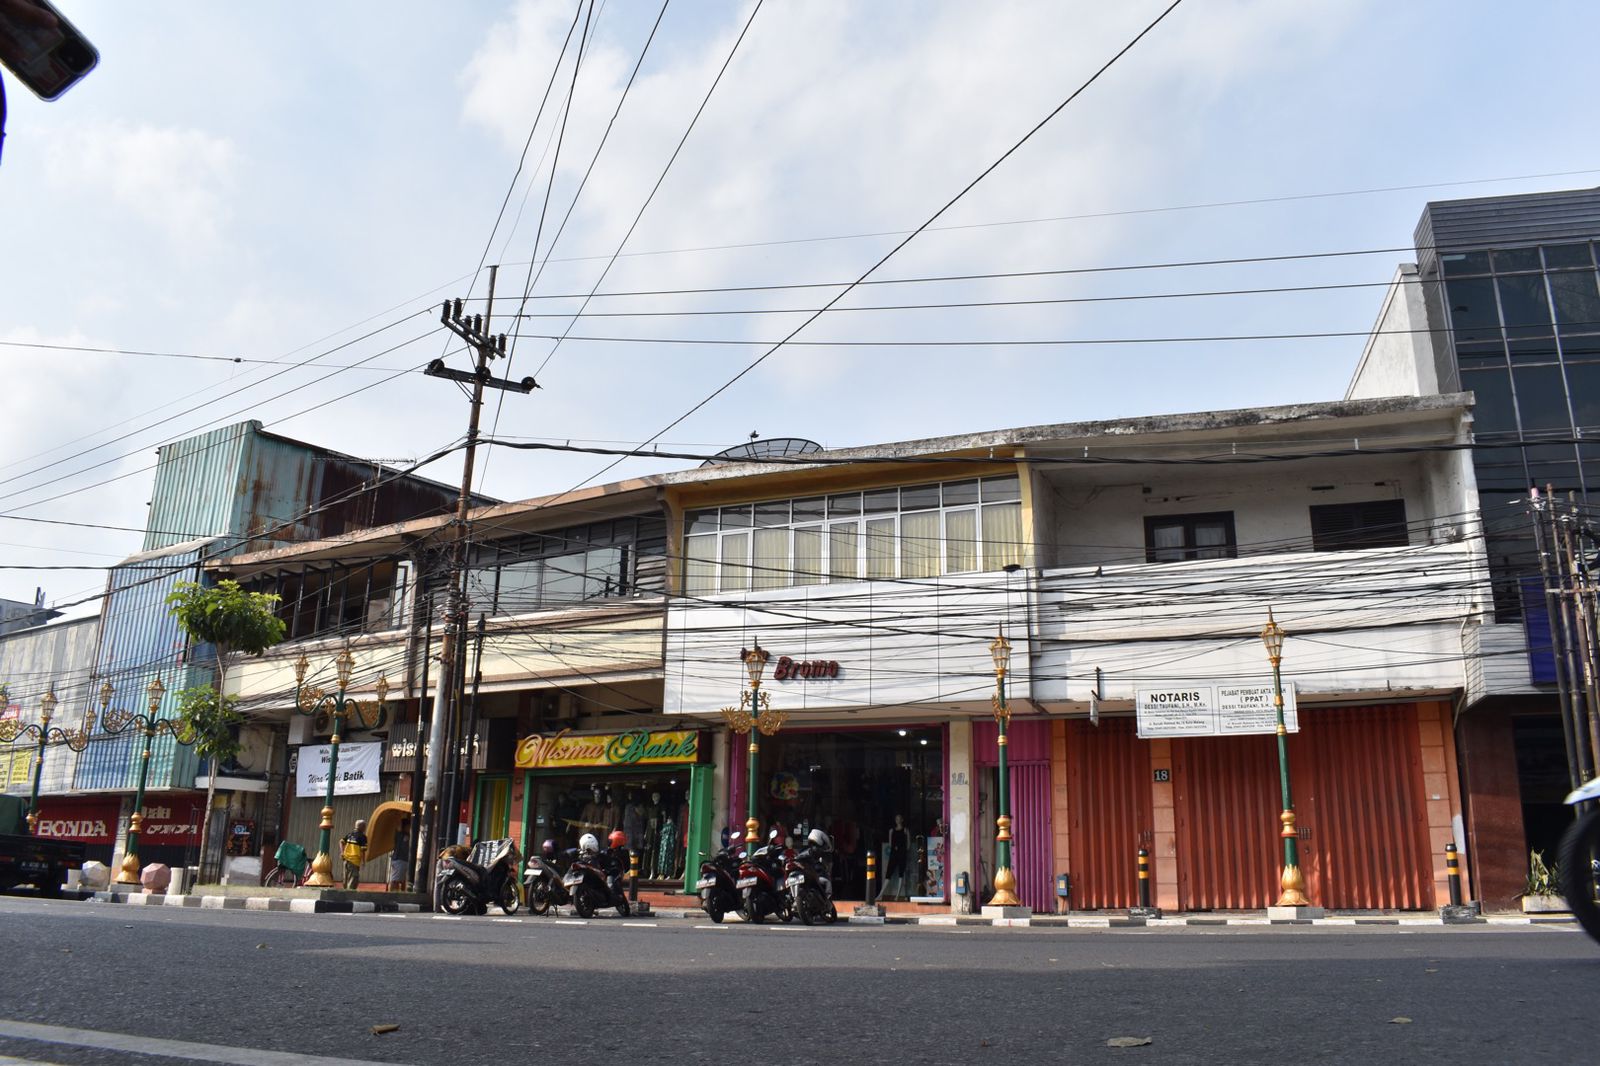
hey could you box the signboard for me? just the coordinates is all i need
[515,728,698,771]
[33,796,120,844]
[140,799,204,846]
[1,745,32,791]
[381,720,512,773]
[1136,683,1298,739]
[295,741,382,797]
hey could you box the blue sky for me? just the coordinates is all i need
[1,0,1598,610]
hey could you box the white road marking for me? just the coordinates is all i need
[623,922,659,928]
[491,918,521,924]
[0,1018,415,1066]
[430,915,463,921]
[692,924,730,930]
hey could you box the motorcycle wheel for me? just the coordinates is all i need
[574,888,596,920]
[798,887,821,926]
[825,901,838,924]
[1559,807,1600,945]
[616,897,631,918]
[528,882,552,916]
[499,879,520,916]
[440,879,472,916]
[741,890,764,924]
[703,890,725,923]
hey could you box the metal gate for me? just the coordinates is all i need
[1174,704,1434,911]
[975,721,1053,912]
[1067,718,1152,909]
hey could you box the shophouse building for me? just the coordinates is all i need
[1348,185,1600,908]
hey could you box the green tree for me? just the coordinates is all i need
[166,579,286,881]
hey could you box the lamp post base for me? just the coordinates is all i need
[305,851,335,888]
[985,864,1023,908]
[1266,904,1326,921]
[115,852,141,885]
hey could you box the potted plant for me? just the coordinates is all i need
[1522,850,1570,913]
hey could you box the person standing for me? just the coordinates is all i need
[340,819,369,890]
[388,818,411,892]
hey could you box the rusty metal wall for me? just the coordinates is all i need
[1066,718,1152,910]
[1174,705,1434,911]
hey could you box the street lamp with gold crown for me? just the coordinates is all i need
[0,688,93,834]
[100,676,197,884]
[293,642,389,887]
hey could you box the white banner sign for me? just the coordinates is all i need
[295,741,382,797]
[1136,683,1297,739]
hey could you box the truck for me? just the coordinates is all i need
[0,794,84,897]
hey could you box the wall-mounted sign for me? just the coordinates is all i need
[295,741,382,797]
[140,799,204,846]
[1153,768,1171,783]
[381,720,513,773]
[1136,683,1298,739]
[515,728,698,771]
[33,796,120,844]
[772,657,840,681]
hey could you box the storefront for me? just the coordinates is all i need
[31,794,120,866]
[516,727,712,890]
[730,724,948,902]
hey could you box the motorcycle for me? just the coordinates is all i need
[564,847,631,918]
[695,842,744,924]
[523,847,574,916]
[737,836,792,924]
[1559,777,1600,943]
[438,838,522,916]
[785,842,838,926]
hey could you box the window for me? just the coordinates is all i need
[1309,500,1409,552]
[1144,512,1236,563]
[683,474,1025,591]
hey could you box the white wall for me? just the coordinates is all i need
[1346,265,1440,401]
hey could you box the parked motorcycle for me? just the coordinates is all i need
[523,839,574,916]
[563,833,631,918]
[695,841,744,923]
[438,838,522,916]
[737,831,792,924]
[1559,777,1600,944]
[785,828,839,926]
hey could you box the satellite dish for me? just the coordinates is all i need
[701,437,823,467]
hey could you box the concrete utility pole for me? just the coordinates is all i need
[417,265,538,879]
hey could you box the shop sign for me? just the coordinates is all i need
[140,800,204,846]
[515,728,698,771]
[33,797,120,844]
[381,720,511,772]
[295,741,382,797]
[772,656,840,681]
[1135,683,1298,739]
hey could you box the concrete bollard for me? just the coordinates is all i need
[1439,841,1482,923]
[1129,847,1160,920]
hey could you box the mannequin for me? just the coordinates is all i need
[600,790,620,837]
[623,791,645,858]
[579,786,604,836]
[643,791,663,879]
[885,814,910,900]
[656,813,680,881]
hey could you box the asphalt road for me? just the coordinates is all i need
[0,898,1595,1066]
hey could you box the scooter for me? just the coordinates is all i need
[695,842,744,923]
[563,847,631,918]
[785,842,838,926]
[438,838,522,916]
[523,842,574,916]
[1559,778,1600,944]
[737,835,792,924]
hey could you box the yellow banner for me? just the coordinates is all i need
[0,746,33,791]
[515,728,698,771]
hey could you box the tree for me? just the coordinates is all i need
[166,579,286,881]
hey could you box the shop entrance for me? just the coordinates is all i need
[745,726,946,901]
[522,771,694,883]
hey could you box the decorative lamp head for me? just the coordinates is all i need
[39,689,57,724]
[743,641,770,686]
[335,644,356,689]
[146,676,165,712]
[989,631,1012,676]
[99,679,113,710]
[1261,610,1285,662]
[375,674,390,705]
[294,653,310,686]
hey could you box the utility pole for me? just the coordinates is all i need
[417,265,538,878]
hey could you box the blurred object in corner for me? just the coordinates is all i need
[0,0,97,100]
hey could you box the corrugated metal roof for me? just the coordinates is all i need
[1415,186,1600,275]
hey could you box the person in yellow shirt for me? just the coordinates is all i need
[340,819,368,890]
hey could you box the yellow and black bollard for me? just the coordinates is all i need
[865,851,878,907]
[1137,847,1152,910]
[1445,841,1462,908]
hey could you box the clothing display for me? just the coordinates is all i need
[656,816,680,879]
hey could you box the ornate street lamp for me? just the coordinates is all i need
[293,642,389,887]
[720,641,785,851]
[986,630,1023,909]
[0,688,93,834]
[1261,609,1311,908]
[100,676,197,885]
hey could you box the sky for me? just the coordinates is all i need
[1,0,1598,614]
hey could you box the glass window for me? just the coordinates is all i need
[753,501,790,527]
[1456,340,1505,369]
[793,526,823,586]
[1508,337,1559,365]
[685,535,716,595]
[686,510,718,535]
[583,547,624,599]
[1544,244,1594,270]
[865,518,896,578]
[828,523,858,580]
[982,502,1024,570]
[827,493,861,517]
[465,567,497,610]
[900,484,940,510]
[1568,363,1600,429]
[1493,247,1542,273]
[792,496,826,523]
[1143,512,1236,563]
[1442,251,1491,276]
[863,488,899,514]
[900,511,940,578]
[497,560,543,611]
[541,552,587,603]
[1444,278,1503,343]
[982,475,1021,503]
[945,509,978,572]
[1461,367,1518,434]
[1512,364,1573,432]
[752,527,789,590]
[941,479,980,507]
[720,532,750,591]
[1496,274,1554,337]
[720,505,752,529]
[1550,271,1600,336]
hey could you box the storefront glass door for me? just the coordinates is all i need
[522,770,694,882]
[474,775,511,840]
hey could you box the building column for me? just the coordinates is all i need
[1048,719,1070,914]
[1417,700,1457,908]
[1457,706,1525,912]
[1150,738,1178,911]
[947,719,974,914]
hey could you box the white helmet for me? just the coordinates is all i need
[807,828,832,851]
[579,833,599,854]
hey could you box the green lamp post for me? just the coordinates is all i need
[292,642,389,888]
[986,630,1022,908]
[101,676,197,885]
[720,641,784,853]
[1261,610,1311,908]
[0,689,92,834]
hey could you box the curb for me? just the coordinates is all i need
[83,891,421,915]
